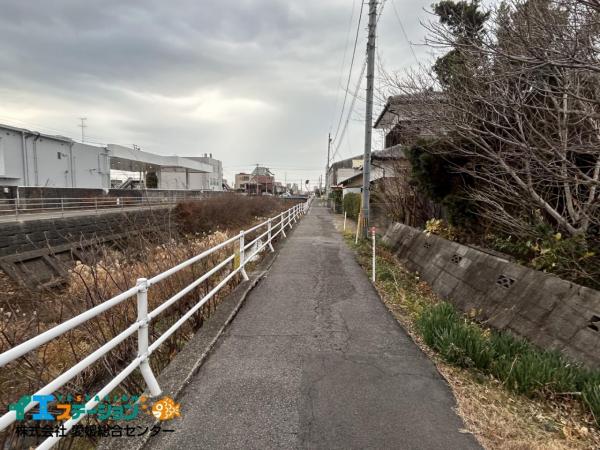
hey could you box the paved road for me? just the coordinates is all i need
[146,204,481,450]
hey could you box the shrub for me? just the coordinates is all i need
[343,193,361,220]
[489,231,599,290]
[425,218,458,241]
[174,195,292,234]
[406,140,477,227]
[328,190,342,213]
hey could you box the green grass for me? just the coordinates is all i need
[346,233,600,427]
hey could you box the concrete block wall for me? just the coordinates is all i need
[0,209,174,257]
[382,222,600,368]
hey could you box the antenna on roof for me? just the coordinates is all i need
[78,117,87,143]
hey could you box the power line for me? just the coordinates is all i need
[330,57,367,162]
[329,0,359,132]
[390,0,418,65]
[331,0,365,143]
[329,0,388,165]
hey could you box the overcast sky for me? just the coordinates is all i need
[0,0,436,188]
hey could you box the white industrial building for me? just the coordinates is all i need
[157,154,223,191]
[0,123,223,191]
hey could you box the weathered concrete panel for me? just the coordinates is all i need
[382,222,600,368]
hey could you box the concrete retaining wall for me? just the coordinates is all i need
[0,208,174,257]
[382,222,600,368]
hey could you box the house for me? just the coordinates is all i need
[235,166,275,194]
[326,157,363,190]
[327,147,407,197]
[373,92,446,149]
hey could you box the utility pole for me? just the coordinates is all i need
[78,117,87,143]
[325,133,332,197]
[360,0,377,238]
[255,163,259,195]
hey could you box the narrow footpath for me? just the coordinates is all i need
[146,204,481,449]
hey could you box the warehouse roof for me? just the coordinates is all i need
[107,145,212,173]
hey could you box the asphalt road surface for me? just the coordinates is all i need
[145,204,481,450]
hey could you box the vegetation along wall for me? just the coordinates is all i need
[382,222,600,368]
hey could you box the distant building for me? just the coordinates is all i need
[327,147,407,198]
[186,154,223,191]
[107,144,213,190]
[274,181,285,195]
[235,173,252,191]
[0,123,214,190]
[0,123,111,189]
[235,166,275,194]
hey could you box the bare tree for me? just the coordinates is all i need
[384,0,600,238]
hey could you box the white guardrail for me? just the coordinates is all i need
[0,197,313,449]
[0,196,190,220]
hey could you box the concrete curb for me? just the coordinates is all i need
[97,234,286,450]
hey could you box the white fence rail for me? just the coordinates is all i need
[0,197,312,449]
[0,196,191,220]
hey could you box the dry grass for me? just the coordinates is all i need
[0,199,289,449]
[341,224,600,450]
[174,195,297,235]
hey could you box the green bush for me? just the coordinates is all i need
[329,190,343,213]
[343,193,361,220]
[489,231,599,290]
[416,301,600,425]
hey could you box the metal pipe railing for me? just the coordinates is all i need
[0,196,193,220]
[0,197,313,448]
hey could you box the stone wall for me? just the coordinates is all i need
[0,208,175,257]
[382,222,600,368]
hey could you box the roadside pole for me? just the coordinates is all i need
[371,226,376,282]
[360,0,377,238]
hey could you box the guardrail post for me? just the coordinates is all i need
[15,189,19,221]
[136,278,162,397]
[280,212,286,237]
[288,209,293,229]
[293,205,298,223]
[267,218,275,252]
[61,198,64,217]
[238,231,249,281]
[95,198,98,214]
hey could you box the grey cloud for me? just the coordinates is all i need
[0,0,433,185]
